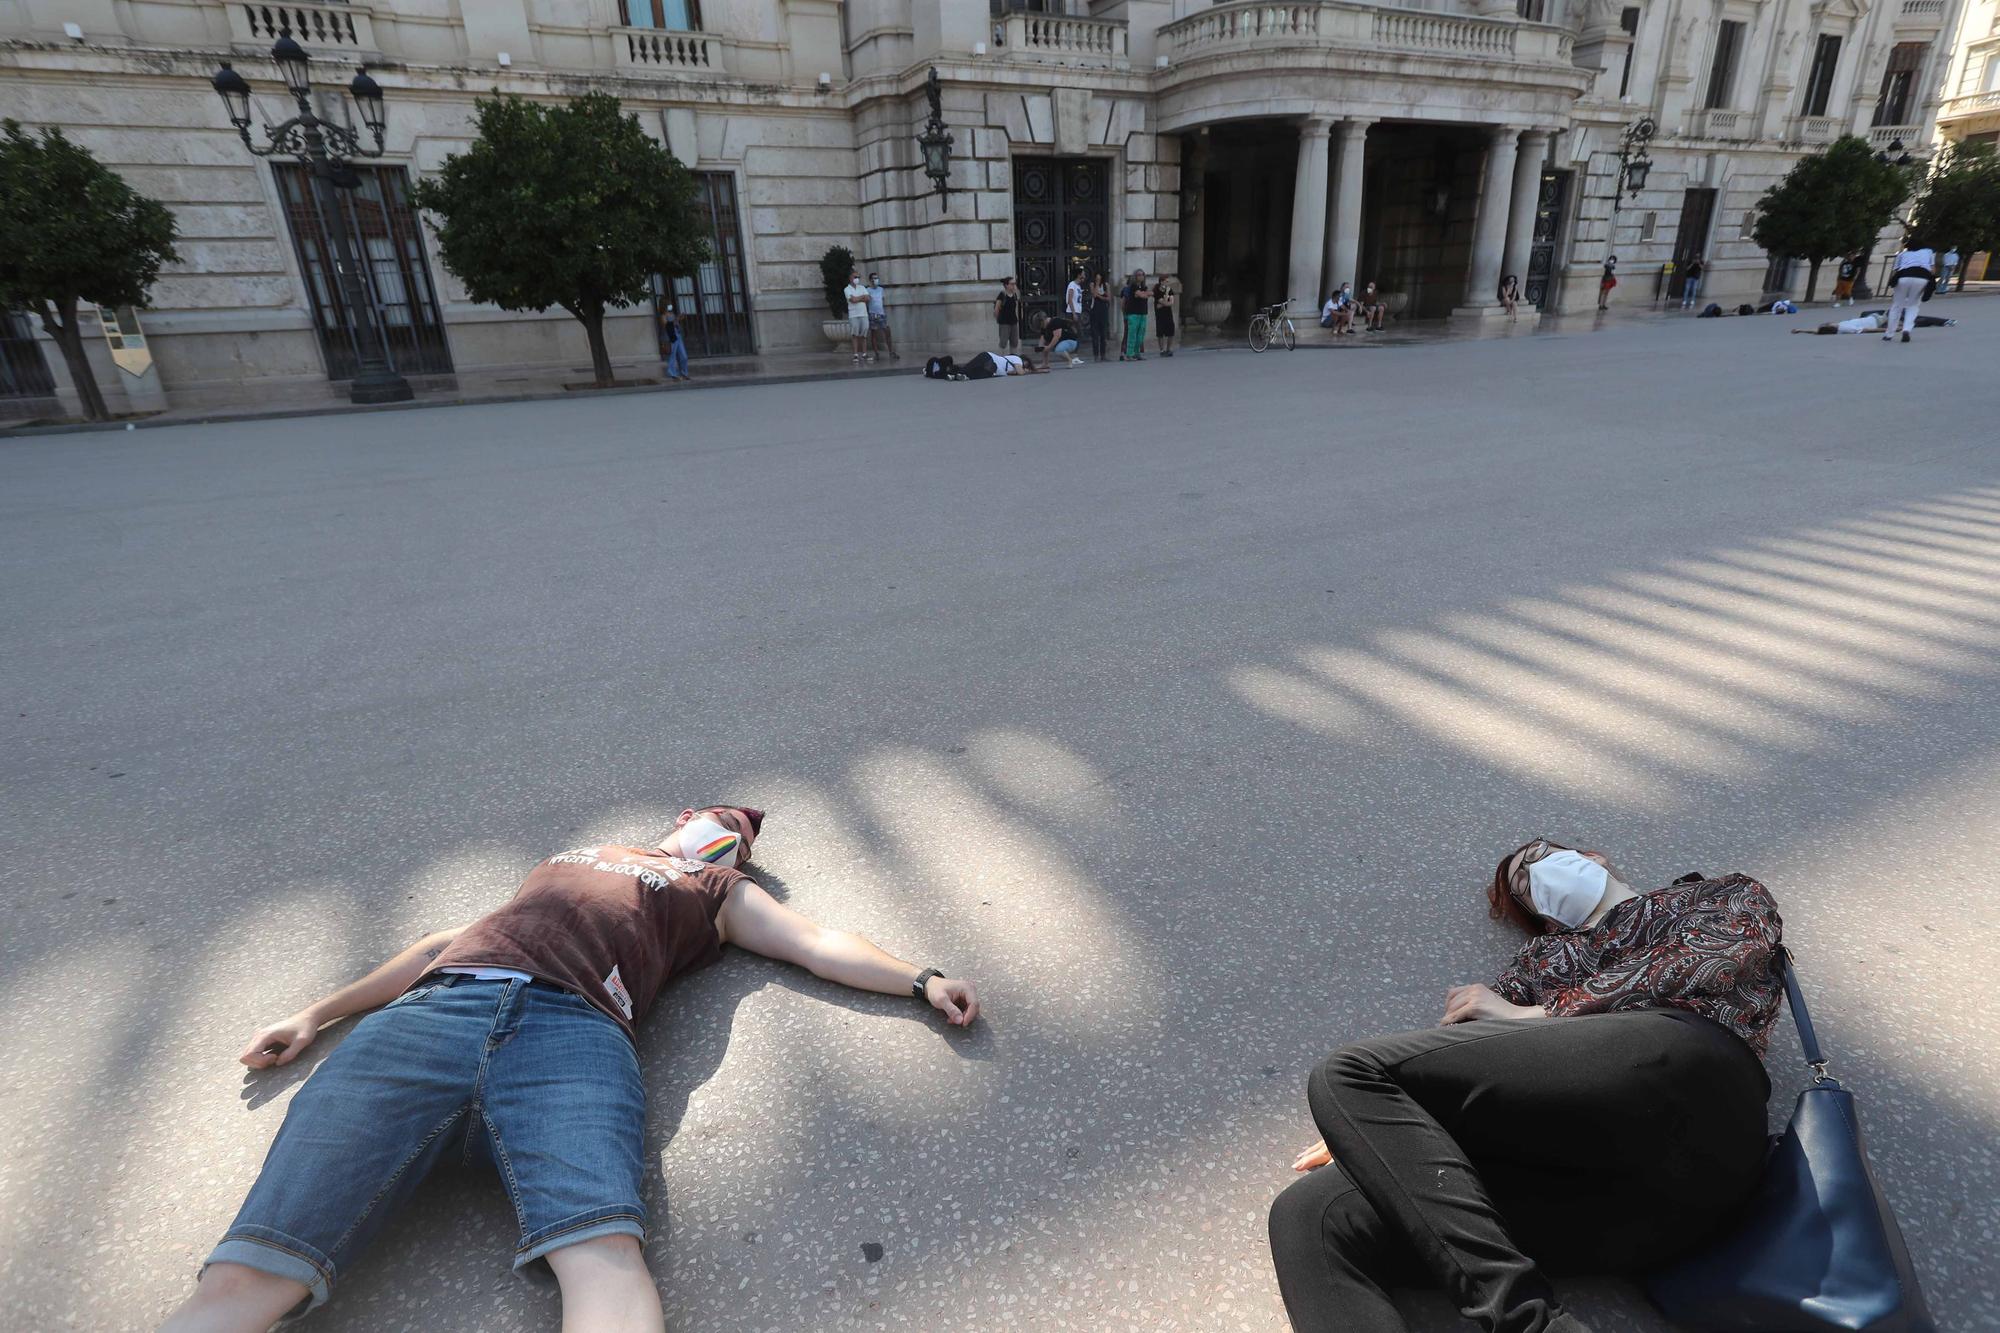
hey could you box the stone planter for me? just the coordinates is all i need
[823,317,857,347]
[1190,297,1232,328]
[1384,292,1411,317]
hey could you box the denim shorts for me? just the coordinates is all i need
[207,975,645,1314]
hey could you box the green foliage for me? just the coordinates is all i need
[410,91,707,382]
[0,119,180,313]
[820,245,856,318]
[1752,136,1912,268]
[1906,140,2000,255]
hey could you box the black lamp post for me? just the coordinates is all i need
[1874,137,1914,167]
[211,43,412,404]
[1611,116,1656,216]
[916,66,954,203]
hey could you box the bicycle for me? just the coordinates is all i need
[1248,299,1297,353]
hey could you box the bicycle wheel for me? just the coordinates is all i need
[1281,320,1297,351]
[1248,316,1270,353]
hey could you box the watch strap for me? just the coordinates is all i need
[911,967,944,1000]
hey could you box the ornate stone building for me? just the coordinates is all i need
[0,0,1967,417]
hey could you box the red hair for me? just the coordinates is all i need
[1487,839,1557,936]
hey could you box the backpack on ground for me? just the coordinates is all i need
[1737,303,1756,316]
[1698,303,1723,318]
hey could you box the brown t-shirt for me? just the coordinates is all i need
[426,845,746,1038]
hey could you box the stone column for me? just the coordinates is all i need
[1456,125,1521,318]
[1324,119,1371,294]
[1500,130,1550,296]
[1182,133,1209,299]
[1287,117,1334,314]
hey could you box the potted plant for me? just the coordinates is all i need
[820,244,857,346]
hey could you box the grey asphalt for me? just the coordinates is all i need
[3,301,1997,1332]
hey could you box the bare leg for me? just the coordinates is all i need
[547,1235,665,1333]
[159,1262,309,1333]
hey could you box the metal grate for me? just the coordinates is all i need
[0,309,57,399]
[274,163,453,380]
[655,171,755,357]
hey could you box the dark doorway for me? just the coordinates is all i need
[1012,157,1110,332]
[1,309,56,402]
[654,172,754,357]
[275,163,454,380]
[1357,125,1484,319]
[1524,169,1570,308]
[1671,187,1717,299]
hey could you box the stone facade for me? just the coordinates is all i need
[0,0,1968,417]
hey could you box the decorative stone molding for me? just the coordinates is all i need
[1161,0,1574,69]
[1692,108,1752,139]
[1786,114,1842,143]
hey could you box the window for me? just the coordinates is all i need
[1640,211,1658,240]
[623,0,700,28]
[1985,53,2000,92]
[1620,7,1641,98]
[1802,34,1841,117]
[1740,209,1756,239]
[1705,20,1745,109]
[1874,42,1927,125]
[1518,0,1547,21]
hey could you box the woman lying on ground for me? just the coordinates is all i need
[1270,840,1784,1333]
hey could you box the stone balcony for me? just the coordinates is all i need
[1894,0,1947,28]
[1869,122,1926,151]
[1159,0,1575,68]
[1785,113,1843,145]
[995,13,1129,71]
[1689,107,1753,140]
[227,1,377,55]
[610,26,731,77]
[1937,89,2000,130]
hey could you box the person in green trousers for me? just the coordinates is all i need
[1119,269,1151,361]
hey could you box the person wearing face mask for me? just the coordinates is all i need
[166,806,980,1333]
[1269,839,1783,1333]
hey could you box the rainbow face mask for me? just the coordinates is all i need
[678,815,743,867]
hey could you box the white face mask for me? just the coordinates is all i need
[676,815,743,868]
[1526,850,1608,928]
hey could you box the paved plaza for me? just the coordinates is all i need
[4,302,1998,1332]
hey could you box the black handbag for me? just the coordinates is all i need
[1648,949,1934,1332]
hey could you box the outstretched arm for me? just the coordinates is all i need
[716,880,979,1026]
[238,925,467,1068]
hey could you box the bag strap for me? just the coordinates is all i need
[1777,947,1833,1084]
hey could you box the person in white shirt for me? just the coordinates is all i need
[1064,269,1084,321]
[1938,248,1959,292]
[1883,245,1935,343]
[843,270,871,363]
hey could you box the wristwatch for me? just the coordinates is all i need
[911,967,944,1000]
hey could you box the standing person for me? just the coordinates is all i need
[1679,256,1705,310]
[1036,310,1082,369]
[161,807,981,1333]
[1883,241,1936,343]
[1597,254,1618,311]
[1119,269,1150,361]
[843,269,871,364]
[1497,274,1521,322]
[995,277,1022,353]
[1938,246,1959,292]
[1153,275,1178,357]
[1269,837,1781,1333]
[1833,253,1859,305]
[659,302,689,383]
[866,271,898,361]
[1088,271,1113,362]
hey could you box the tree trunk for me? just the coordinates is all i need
[577,302,614,387]
[1804,259,1822,303]
[38,297,108,422]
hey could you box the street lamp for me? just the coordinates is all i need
[916,66,954,202]
[1611,116,1656,215]
[209,45,412,404]
[1875,137,1914,167]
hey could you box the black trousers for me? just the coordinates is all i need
[1089,307,1110,358]
[1269,1010,1769,1333]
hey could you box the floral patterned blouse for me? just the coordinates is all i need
[1494,874,1785,1055]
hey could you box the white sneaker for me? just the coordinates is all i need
[1068,355,1081,366]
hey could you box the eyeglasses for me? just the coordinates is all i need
[1511,837,1557,896]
